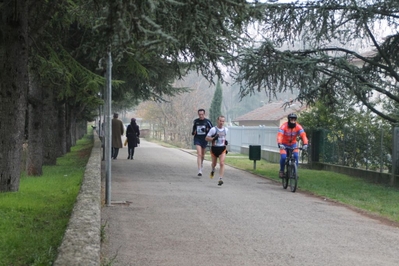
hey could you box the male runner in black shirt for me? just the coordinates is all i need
[192,109,213,176]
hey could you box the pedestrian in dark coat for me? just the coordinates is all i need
[112,113,124,159]
[126,118,140,160]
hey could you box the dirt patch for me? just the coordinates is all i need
[78,147,92,158]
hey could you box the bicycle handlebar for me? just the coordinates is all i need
[282,146,304,150]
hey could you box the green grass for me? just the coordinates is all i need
[0,132,93,266]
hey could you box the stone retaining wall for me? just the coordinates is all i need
[54,132,102,266]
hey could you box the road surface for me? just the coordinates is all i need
[101,139,399,266]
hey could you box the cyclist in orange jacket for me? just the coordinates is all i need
[277,113,308,178]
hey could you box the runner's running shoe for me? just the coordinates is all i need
[218,179,223,186]
[210,171,214,179]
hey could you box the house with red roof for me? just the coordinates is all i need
[233,101,307,127]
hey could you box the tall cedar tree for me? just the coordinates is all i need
[0,0,262,192]
[210,80,223,125]
[234,0,399,123]
[0,1,29,192]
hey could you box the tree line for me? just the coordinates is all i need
[1,0,399,192]
[0,0,260,192]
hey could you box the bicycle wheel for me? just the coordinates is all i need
[289,162,298,192]
[282,166,289,189]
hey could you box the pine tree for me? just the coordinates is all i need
[235,0,399,123]
[210,80,223,125]
[0,0,260,192]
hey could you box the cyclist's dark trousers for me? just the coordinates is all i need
[279,152,299,171]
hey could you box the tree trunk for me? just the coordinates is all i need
[70,108,77,147]
[42,86,58,165]
[78,120,87,139]
[58,102,67,156]
[26,72,43,175]
[0,0,29,192]
[65,104,72,152]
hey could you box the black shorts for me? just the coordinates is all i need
[211,146,227,158]
[194,138,208,149]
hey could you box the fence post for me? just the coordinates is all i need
[311,130,322,163]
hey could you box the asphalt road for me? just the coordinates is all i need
[101,139,399,266]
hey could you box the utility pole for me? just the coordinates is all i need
[105,50,113,206]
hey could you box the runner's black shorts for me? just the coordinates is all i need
[194,138,208,149]
[211,146,227,158]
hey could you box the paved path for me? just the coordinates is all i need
[101,140,399,266]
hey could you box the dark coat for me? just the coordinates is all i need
[112,118,124,148]
[126,123,140,147]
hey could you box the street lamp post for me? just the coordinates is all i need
[105,51,113,206]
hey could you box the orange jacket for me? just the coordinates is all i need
[277,122,308,146]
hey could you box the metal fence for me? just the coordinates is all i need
[228,126,279,153]
[227,126,392,173]
[311,128,392,173]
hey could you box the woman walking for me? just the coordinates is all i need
[126,118,140,160]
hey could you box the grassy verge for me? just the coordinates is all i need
[222,154,399,223]
[151,139,399,224]
[0,131,93,266]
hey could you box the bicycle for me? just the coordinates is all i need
[282,146,304,193]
